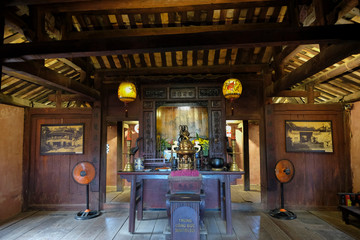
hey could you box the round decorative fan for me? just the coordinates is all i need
[275,159,295,184]
[269,159,297,220]
[72,161,101,220]
[73,161,96,185]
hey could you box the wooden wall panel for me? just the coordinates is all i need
[0,104,24,222]
[26,109,96,209]
[265,104,351,209]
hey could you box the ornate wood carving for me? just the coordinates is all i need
[211,100,221,108]
[143,101,153,109]
[143,88,167,99]
[143,111,155,158]
[211,110,223,158]
[199,87,221,98]
[170,87,196,99]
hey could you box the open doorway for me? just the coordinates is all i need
[105,121,139,203]
[226,120,261,205]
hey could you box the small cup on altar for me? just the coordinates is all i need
[134,158,144,171]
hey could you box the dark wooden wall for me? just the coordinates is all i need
[24,108,99,210]
[23,77,353,210]
[265,104,351,209]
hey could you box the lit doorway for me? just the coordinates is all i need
[105,121,139,203]
[226,120,261,204]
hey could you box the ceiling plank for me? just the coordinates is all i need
[266,42,360,97]
[1,24,359,62]
[2,61,100,100]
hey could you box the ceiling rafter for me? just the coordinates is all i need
[1,24,358,62]
[0,92,52,108]
[266,41,360,97]
[2,61,100,100]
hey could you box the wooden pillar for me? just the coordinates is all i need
[55,90,62,108]
[0,3,4,90]
[307,85,315,104]
[117,121,124,191]
[243,120,250,191]
[31,6,46,41]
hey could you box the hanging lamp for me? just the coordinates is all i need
[222,78,242,100]
[118,81,137,103]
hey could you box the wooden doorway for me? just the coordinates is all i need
[105,121,139,203]
[226,120,261,193]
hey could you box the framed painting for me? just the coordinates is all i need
[285,120,333,153]
[40,124,84,155]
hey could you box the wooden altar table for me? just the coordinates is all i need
[118,171,244,235]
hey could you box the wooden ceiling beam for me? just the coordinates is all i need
[327,0,359,25]
[102,73,264,84]
[6,0,288,12]
[275,90,321,98]
[266,42,360,97]
[66,23,289,39]
[0,92,52,108]
[2,61,100,100]
[299,54,360,87]
[4,11,35,42]
[273,44,319,80]
[328,91,360,103]
[98,64,268,76]
[1,24,358,62]
[48,93,94,102]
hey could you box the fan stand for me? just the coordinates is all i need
[269,159,297,220]
[73,162,101,220]
[75,181,101,220]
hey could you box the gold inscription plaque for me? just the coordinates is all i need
[174,218,195,233]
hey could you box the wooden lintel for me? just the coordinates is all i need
[102,73,264,84]
[48,93,95,102]
[2,61,100,100]
[275,90,321,98]
[266,42,360,97]
[1,24,359,62]
[99,64,268,76]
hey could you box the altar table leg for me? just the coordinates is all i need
[137,179,144,220]
[129,175,136,233]
[220,181,225,220]
[224,175,233,235]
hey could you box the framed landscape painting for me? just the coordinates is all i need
[285,120,333,153]
[40,124,84,155]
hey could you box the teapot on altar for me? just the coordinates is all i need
[172,125,201,170]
